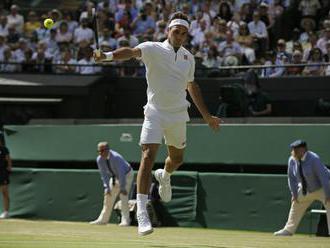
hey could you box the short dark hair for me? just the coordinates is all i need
[169,11,190,25]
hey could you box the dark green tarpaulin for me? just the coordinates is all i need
[1,169,320,233]
[4,124,330,165]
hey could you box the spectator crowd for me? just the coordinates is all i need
[0,0,330,76]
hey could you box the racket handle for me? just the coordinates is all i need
[95,49,101,57]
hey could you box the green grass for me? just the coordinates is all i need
[0,219,328,248]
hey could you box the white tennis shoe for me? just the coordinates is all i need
[273,229,292,236]
[0,211,9,219]
[137,211,153,236]
[89,220,107,225]
[154,169,172,202]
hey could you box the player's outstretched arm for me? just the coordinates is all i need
[94,47,141,62]
[187,81,222,131]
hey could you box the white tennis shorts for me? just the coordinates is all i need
[139,105,188,149]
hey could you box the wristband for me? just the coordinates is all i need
[105,51,114,61]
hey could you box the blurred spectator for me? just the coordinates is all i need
[33,14,50,42]
[213,18,227,43]
[299,17,316,46]
[302,32,319,61]
[269,0,285,19]
[227,12,244,38]
[262,50,285,77]
[0,15,8,36]
[79,1,95,26]
[42,28,59,60]
[77,46,101,74]
[286,50,304,76]
[49,9,62,29]
[248,11,268,58]
[323,40,330,61]
[117,26,139,48]
[235,23,256,64]
[258,2,273,30]
[302,47,325,76]
[55,21,73,43]
[24,11,40,39]
[6,25,20,48]
[99,27,117,50]
[0,33,9,60]
[153,21,167,42]
[202,45,221,68]
[6,5,24,33]
[239,3,253,24]
[130,4,155,37]
[298,0,321,18]
[244,69,272,117]
[316,27,330,55]
[21,48,34,72]
[218,30,242,66]
[115,0,138,27]
[276,38,291,63]
[61,11,79,33]
[217,1,233,22]
[0,47,18,72]
[31,42,52,73]
[73,18,94,44]
[286,28,301,54]
[13,38,28,63]
[55,48,77,74]
[200,1,217,28]
[191,19,208,47]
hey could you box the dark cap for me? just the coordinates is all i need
[289,140,307,149]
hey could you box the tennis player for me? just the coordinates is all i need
[94,11,221,236]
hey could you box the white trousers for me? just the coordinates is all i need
[96,170,134,223]
[284,188,330,235]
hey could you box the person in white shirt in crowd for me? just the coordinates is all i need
[218,30,242,66]
[262,50,285,77]
[77,46,102,74]
[55,22,73,44]
[248,11,268,57]
[6,5,24,34]
[48,9,62,30]
[190,11,203,33]
[79,1,95,24]
[42,28,60,62]
[55,48,77,74]
[73,18,94,45]
[94,11,221,236]
[227,12,245,38]
[0,47,19,72]
[0,33,9,61]
[13,38,28,63]
[276,38,291,63]
[200,1,217,28]
[285,28,300,54]
[0,16,9,37]
[316,28,330,55]
[190,19,208,48]
[130,5,156,37]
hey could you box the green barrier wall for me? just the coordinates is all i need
[0,169,321,233]
[4,124,330,165]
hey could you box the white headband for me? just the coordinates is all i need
[168,19,189,29]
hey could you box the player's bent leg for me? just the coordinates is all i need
[155,146,184,203]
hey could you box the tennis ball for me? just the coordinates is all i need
[44,18,54,29]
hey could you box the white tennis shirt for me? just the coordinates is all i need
[136,40,195,114]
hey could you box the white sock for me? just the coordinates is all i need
[136,193,148,213]
[162,169,171,180]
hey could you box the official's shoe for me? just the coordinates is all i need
[0,211,9,219]
[89,220,107,225]
[154,169,172,202]
[137,211,153,236]
[273,229,293,236]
